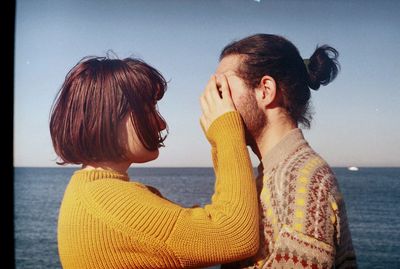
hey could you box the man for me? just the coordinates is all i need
[216,34,357,268]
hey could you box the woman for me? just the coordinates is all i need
[49,56,259,268]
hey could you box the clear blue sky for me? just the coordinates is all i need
[14,0,400,167]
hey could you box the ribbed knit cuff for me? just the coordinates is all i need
[206,111,245,146]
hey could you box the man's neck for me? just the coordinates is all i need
[253,115,297,161]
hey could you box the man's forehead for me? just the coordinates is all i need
[215,55,241,75]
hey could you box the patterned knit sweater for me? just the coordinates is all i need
[57,112,259,268]
[222,128,357,269]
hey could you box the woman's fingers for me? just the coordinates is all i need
[204,75,219,106]
[199,114,207,133]
[200,92,209,115]
[200,74,236,132]
[208,75,221,101]
[216,74,235,108]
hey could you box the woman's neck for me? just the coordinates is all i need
[82,161,131,174]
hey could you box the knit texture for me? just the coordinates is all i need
[222,128,357,269]
[57,111,259,268]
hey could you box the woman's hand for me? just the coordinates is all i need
[200,74,236,132]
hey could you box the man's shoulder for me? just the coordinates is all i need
[283,143,332,173]
[281,144,339,193]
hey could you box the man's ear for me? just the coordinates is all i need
[255,75,277,108]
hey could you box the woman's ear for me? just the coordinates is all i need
[255,75,277,108]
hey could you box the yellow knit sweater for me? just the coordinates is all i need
[57,112,259,268]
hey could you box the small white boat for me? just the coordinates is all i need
[348,166,359,171]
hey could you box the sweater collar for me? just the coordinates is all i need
[73,169,130,182]
[260,128,308,174]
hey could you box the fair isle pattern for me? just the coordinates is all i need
[305,165,335,243]
[333,189,358,268]
[221,128,357,269]
[264,225,335,269]
[293,156,326,234]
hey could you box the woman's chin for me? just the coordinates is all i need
[132,149,159,164]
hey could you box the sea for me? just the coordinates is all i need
[14,167,400,268]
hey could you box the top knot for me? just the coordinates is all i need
[306,45,340,90]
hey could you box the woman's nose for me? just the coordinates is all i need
[157,114,167,131]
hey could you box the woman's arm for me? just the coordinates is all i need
[164,75,259,267]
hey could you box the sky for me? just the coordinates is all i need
[14,0,400,168]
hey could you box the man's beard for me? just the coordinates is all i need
[237,92,267,149]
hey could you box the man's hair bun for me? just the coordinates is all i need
[306,45,340,90]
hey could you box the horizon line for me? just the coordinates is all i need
[14,165,400,169]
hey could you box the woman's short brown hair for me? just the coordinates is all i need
[49,56,168,165]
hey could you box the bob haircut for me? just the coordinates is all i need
[50,56,168,165]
